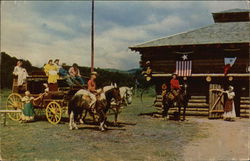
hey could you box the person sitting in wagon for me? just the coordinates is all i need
[44,59,59,90]
[170,73,181,97]
[13,60,29,88]
[58,63,74,86]
[54,59,61,72]
[68,63,85,85]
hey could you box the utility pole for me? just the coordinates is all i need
[91,0,95,72]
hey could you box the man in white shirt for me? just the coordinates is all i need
[13,60,29,86]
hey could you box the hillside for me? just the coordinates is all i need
[0,52,142,89]
[103,68,140,74]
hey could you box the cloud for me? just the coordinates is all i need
[1,1,248,70]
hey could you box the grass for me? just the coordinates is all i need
[0,89,204,161]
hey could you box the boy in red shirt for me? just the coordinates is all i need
[170,73,181,97]
[87,72,97,112]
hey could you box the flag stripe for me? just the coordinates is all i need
[176,61,192,76]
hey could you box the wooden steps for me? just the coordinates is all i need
[168,111,208,116]
[154,95,209,117]
[240,97,250,118]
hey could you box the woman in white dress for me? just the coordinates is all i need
[223,86,236,121]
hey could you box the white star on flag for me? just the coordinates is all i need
[182,54,188,60]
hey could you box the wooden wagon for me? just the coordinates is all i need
[6,72,84,124]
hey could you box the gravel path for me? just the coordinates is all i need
[184,118,249,161]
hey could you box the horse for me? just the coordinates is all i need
[119,87,133,106]
[110,86,133,125]
[79,83,118,123]
[162,82,189,121]
[68,85,122,131]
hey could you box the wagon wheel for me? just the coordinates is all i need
[6,93,23,121]
[45,102,62,125]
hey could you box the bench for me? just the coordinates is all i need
[0,109,22,126]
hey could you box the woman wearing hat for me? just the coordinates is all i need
[211,86,236,121]
[44,59,59,90]
[223,86,236,121]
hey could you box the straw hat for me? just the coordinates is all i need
[91,71,98,76]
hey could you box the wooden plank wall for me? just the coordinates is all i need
[139,44,249,74]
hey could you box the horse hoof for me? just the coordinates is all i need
[79,119,84,124]
[69,127,73,130]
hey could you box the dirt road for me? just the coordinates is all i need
[183,118,249,161]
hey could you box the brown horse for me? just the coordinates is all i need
[68,87,122,131]
[162,84,189,121]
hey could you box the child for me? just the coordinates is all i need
[20,91,35,122]
[20,91,45,122]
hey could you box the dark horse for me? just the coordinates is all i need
[68,87,121,131]
[162,82,189,121]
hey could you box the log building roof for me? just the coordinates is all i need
[130,9,250,50]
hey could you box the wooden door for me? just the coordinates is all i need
[209,84,224,119]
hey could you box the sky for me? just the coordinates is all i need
[1,1,248,70]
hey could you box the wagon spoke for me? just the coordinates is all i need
[46,102,62,125]
[6,93,22,121]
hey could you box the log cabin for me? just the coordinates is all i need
[129,9,250,118]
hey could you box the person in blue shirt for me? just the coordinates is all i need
[59,63,74,86]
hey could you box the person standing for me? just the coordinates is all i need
[223,86,236,121]
[54,59,61,73]
[44,60,59,90]
[13,60,29,87]
[68,63,85,85]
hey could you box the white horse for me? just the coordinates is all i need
[110,86,133,125]
[119,86,133,106]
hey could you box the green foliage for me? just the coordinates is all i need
[0,52,149,89]
[0,52,40,89]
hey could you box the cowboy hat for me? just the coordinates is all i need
[91,71,98,75]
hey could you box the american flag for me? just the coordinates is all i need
[175,54,192,76]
